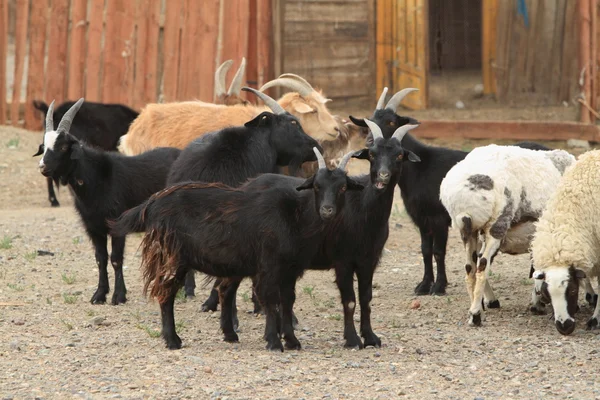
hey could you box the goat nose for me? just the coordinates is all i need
[320,206,334,218]
[378,171,390,180]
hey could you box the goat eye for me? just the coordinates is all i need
[389,121,396,127]
[61,145,69,152]
[314,185,319,192]
[340,185,347,193]
[368,152,374,160]
[291,120,297,125]
[397,154,403,160]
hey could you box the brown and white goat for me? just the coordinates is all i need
[118,74,340,156]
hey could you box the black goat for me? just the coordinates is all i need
[170,87,322,319]
[38,99,180,305]
[33,99,138,207]
[350,88,551,296]
[110,148,363,351]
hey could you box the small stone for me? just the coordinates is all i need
[91,316,106,326]
[204,366,212,374]
[567,139,590,149]
[9,341,20,351]
[410,300,421,310]
[456,100,465,109]
[65,343,75,347]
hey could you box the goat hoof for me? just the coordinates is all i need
[587,318,598,330]
[343,336,364,350]
[223,332,239,343]
[586,293,598,307]
[487,300,501,309]
[414,280,433,296]
[50,199,60,207]
[90,291,107,305]
[253,305,265,315]
[284,338,302,350]
[469,313,482,327]
[165,335,183,350]
[530,305,546,315]
[362,333,381,348]
[266,340,284,352]
[111,292,127,305]
[429,281,447,295]
[185,290,195,298]
[201,300,218,312]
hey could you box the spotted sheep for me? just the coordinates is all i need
[531,150,600,335]
[439,144,575,327]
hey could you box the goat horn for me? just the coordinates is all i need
[57,98,84,133]
[391,123,419,143]
[385,88,419,112]
[278,73,315,91]
[45,100,55,132]
[376,87,388,110]
[364,119,384,141]
[227,57,246,96]
[337,150,355,171]
[242,87,286,115]
[313,147,326,170]
[214,60,233,97]
[259,78,312,97]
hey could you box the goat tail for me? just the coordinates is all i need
[140,226,182,303]
[32,100,49,114]
[117,133,131,155]
[455,212,473,243]
[108,203,148,237]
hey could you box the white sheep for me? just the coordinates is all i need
[440,144,575,327]
[531,149,600,335]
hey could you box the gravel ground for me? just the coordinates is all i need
[1,126,600,400]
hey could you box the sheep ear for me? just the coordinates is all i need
[533,271,545,280]
[295,175,315,191]
[346,177,364,191]
[351,148,369,160]
[245,112,272,128]
[572,267,586,280]
[407,150,421,162]
[33,144,44,157]
[70,143,83,160]
[349,116,368,127]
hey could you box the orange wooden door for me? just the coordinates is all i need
[376,0,428,110]
[482,0,498,95]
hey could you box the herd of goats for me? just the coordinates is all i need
[27,58,600,352]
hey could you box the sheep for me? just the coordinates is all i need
[118,74,340,156]
[531,150,600,335]
[214,58,248,105]
[439,144,575,327]
[166,87,322,322]
[109,148,364,351]
[32,99,139,207]
[349,88,552,296]
[37,98,181,305]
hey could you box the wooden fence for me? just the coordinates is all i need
[0,0,273,129]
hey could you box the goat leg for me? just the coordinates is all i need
[335,263,362,349]
[431,228,449,295]
[110,235,127,305]
[90,234,109,304]
[280,276,301,350]
[356,265,381,348]
[201,279,221,312]
[414,226,434,295]
[160,282,183,350]
[184,270,196,298]
[219,277,242,342]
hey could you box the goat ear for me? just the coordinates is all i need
[352,148,370,160]
[245,112,272,128]
[406,150,421,162]
[33,144,44,157]
[292,102,314,114]
[295,175,315,191]
[349,116,368,127]
[346,177,365,191]
[70,143,83,160]
[402,116,420,126]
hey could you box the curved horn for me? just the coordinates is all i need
[57,98,84,133]
[278,73,315,92]
[227,57,246,95]
[364,119,383,141]
[45,100,55,132]
[337,150,355,171]
[376,87,388,110]
[391,124,419,143]
[313,147,326,170]
[385,88,419,111]
[241,87,286,115]
[214,60,233,97]
[259,78,312,97]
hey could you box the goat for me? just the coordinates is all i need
[109,149,364,351]
[214,58,248,105]
[118,74,340,156]
[349,88,552,296]
[32,99,138,207]
[440,144,575,327]
[167,88,322,322]
[37,99,180,305]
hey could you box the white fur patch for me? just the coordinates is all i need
[347,301,355,310]
[545,268,572,323]
[39,130,59,168]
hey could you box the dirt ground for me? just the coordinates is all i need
[1,125,600,400]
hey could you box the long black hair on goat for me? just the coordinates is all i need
[350,88,551,297]
[110,148,363,351]
[33,99,138,207]
[38,99,180,305]
[168,87,322,318]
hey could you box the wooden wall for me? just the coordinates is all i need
[494,0,579,105]
[281,0,376,109]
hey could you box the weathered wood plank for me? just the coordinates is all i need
[0,0,7,124]
[10,0,29,126]
[86,0,105,102]
[133,0,160,109]
[256,0,273,88]
[559,0,577,101]
[247,0,258,88]
[24,0,48,129]
[482,0,497,94]
[550,0,567,103]
[46,0,70,104]
[222,0,250,77]
[579,0,592,122]
[162,0,183,102]
[195,0,220,101]
[67,0,87,101]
